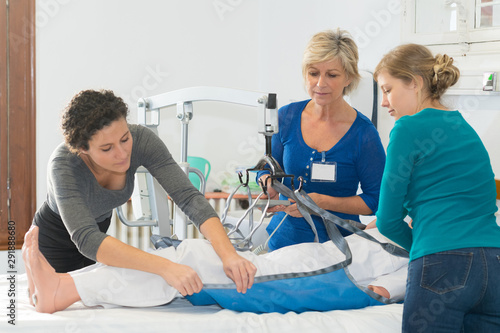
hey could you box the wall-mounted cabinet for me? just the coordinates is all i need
[402,0,500,52]
[402,0,500,95]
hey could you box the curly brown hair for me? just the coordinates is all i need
[61,89,129,153]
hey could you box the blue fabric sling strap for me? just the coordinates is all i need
[184,182,408,313]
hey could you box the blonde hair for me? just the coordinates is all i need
[302,29,361,95]
[374,44,460,101]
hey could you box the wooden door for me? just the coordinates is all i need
[0,0,36,250]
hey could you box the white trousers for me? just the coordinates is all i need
[70,229,408,308]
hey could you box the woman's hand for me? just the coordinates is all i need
[96,236,203,297]
[257,175,285,213]
[266,204,288,213]
[221,252,257,294]
[199,218,257,294]
[161,262,203,297]
[258,175,279,199]
[282,193,324,217]
[306,193,324,206]
[283,202,300,217]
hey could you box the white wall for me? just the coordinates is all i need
[36,0,262,204]
[258,0,402,104]
[36,0,403,206]
[40,0,500,207]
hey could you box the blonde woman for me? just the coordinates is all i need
[257,29,386,250]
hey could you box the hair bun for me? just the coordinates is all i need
[432,54,453,84]
[431,54,460,98]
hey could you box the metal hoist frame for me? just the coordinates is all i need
[116,86,278,240]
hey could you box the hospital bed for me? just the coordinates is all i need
[0,275,404,332]
[0,72,412,333]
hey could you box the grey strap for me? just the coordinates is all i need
[271,181,319,242]
[272,181,408,259]
[272,182,352,266]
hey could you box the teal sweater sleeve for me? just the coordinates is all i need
[376,109,500,260]
[375,119,414,251]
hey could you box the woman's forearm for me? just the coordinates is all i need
[311,193,373,215]
[96,236,175,275]
[199,217,238,260]
[96,235,203,296]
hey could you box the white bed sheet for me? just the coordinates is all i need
[1,273,403,333]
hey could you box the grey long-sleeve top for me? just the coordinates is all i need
[44,124,217,260]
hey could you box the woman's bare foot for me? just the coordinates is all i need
[22,226,36,307]
[23,226,79,313]
[368,285,390,298]
[365,219,377,229]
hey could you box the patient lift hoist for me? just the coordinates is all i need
[115,86,378,253]
[116,86,285,246]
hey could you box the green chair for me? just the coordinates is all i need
[187,156,211,193]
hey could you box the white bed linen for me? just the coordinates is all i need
[1,273,403,333]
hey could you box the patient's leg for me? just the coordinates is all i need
[23,226,80,313]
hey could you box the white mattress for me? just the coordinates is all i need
[1,273,403,333]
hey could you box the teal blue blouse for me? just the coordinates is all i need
[376,108,500,261]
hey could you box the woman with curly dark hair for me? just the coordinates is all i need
[29,89,256,299]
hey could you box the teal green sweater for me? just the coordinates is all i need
[376,108,500,261]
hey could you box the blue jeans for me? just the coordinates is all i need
[403,247,500,333]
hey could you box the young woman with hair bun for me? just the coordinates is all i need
[374,44,500,332]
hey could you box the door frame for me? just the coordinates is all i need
[0,0,36,250]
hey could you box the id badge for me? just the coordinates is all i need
[311,162,337,182]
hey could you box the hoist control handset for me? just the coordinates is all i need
[254,200,291,208]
